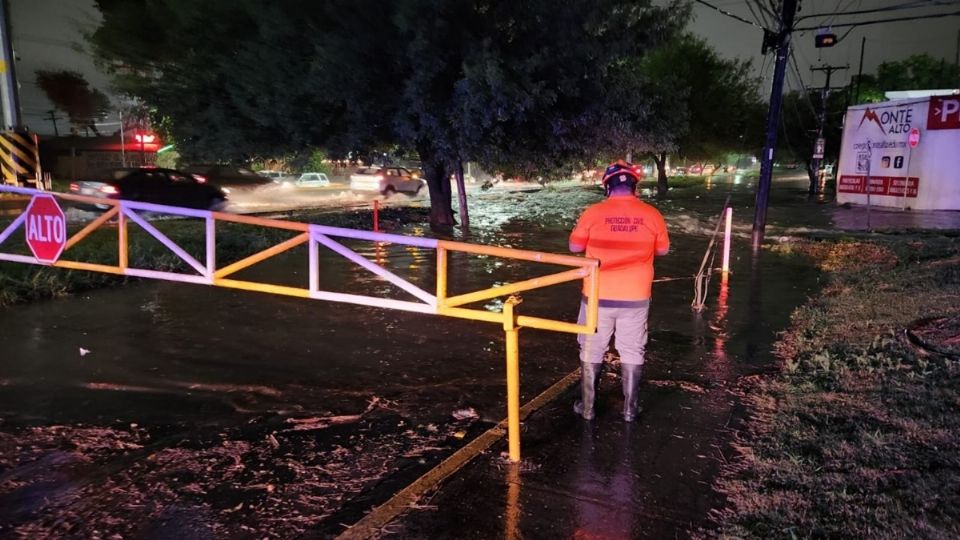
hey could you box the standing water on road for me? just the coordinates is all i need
[0,178,824,537]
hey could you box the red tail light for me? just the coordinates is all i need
[69,183,79,192]
[192,174,207,183]
[99,185,119,195]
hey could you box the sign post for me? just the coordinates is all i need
[813,137,825,159]
[903,127,921,211]
[24,194,66,264]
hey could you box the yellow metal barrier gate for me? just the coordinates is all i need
[0,186,600,461]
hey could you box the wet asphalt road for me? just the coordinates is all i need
[1,178,828,537]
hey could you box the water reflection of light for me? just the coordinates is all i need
[573,423,637,538]
[816,174,828,203]
[504,464,520,540]
[713,279,729,359]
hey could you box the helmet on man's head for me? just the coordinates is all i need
[601,160,640,195]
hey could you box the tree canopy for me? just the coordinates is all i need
[90,0,685,226]
[34,70,112,135]
[614,33,763,195]
[855,53,960,103]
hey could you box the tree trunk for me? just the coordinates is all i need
[454,160,469,229]
[653,152,669,198]
[421,148,456,229]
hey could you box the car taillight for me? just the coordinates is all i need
[99,185,119,195]
[69,183,79,192]
[192,174,207,183]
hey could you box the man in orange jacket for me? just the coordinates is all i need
[569,160,670,421]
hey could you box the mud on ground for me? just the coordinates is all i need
[0,399,481,538]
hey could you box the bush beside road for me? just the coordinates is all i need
[716,233,960,537]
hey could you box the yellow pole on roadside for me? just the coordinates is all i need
[118,209,128,271]
[436,246,447,304]
[503,295,522,462]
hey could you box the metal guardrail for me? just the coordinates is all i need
[0,186,600,461]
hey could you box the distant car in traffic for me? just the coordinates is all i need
[294,172,330,187]
[258,170,297,183]
[350,166,425,195]
[69,167,227,210]
[182,164,274,188]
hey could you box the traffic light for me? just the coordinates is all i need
[815,33,837,48]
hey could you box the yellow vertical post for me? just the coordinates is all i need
[436,246,448,306]
[503,295,522,462]
[118,206,128,271]
[585,263,600,333]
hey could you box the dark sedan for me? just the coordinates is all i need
[69,167,228,210]
[182,165,275,188]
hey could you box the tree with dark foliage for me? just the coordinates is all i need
[626,34,763,197]
[90,0,685,227]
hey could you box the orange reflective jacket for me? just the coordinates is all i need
[570,196,669,301]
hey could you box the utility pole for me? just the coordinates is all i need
[854,36,866,103]
[0,0,21,130]
[808,65,848,197]
[751,0,798,250]
[46,110,59,136]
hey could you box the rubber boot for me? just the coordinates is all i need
[621,363,644,422]
[573,362,603,420]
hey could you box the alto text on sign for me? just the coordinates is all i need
[24,194,67,264]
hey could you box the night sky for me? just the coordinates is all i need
[9,0,960,135]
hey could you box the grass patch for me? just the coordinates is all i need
[0,206,428,308]
[715,233,960,538]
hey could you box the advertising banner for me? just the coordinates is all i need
[837,96,960,210]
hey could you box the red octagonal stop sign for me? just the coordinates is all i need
[24,194,67,264]
[908,127,921,149]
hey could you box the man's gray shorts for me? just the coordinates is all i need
[577,299,650,366]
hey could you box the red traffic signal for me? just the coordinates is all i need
[815,33,837,48]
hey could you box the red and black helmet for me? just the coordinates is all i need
[601,160,641,194]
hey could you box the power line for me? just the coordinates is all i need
[816,0,862,27]
[693,0,770,29]
[753,0,780,25]
[788,51,818,115]
[796,0,960,22]
[744,1,771,27]
[795,9,960,31]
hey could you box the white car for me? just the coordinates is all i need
[295,172,330,187]
[258,170,297,183]
[350,166,425,195]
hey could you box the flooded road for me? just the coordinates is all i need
[1,177,826,537]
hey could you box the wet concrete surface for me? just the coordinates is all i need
[2,178,826,537]
[385,226,819,539]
